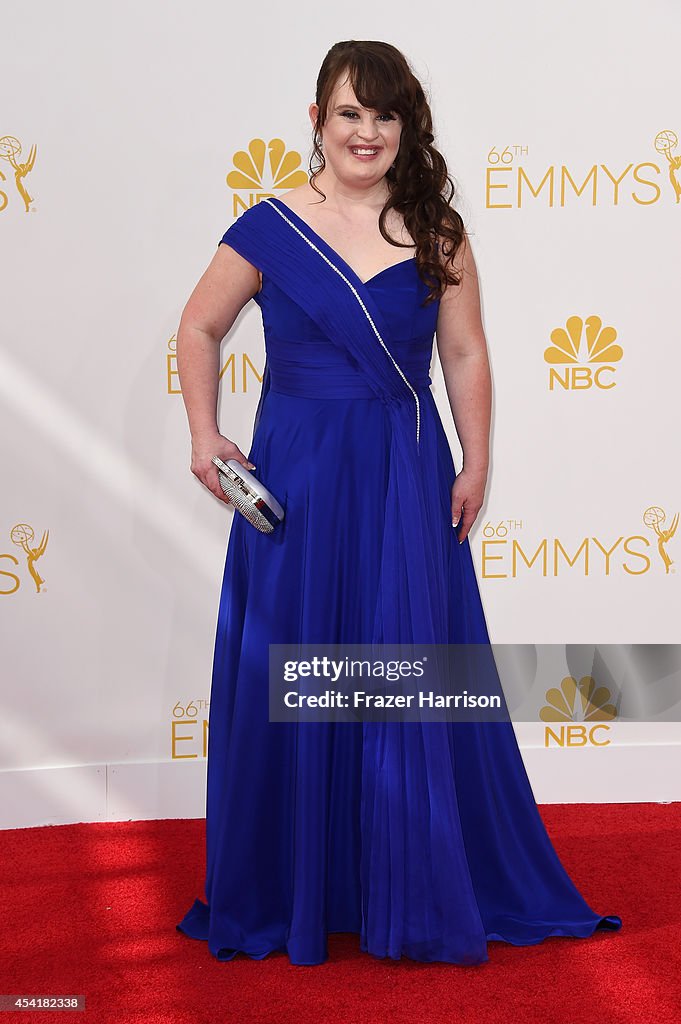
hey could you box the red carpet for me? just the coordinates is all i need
[1,803,679,1024]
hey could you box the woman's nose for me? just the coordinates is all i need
[356,123,380,141]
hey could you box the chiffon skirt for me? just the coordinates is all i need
[176,384,622,965]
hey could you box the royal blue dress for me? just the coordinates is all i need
[176,196,622,965]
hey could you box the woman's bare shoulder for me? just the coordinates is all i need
[275,183,320,213]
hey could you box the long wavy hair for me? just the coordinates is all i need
[309,40,468,306]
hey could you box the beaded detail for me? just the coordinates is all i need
[262,197,421,447]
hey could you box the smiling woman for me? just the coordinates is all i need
[333,104,401,165]
[301,55,467,301]
[175,38,622,969]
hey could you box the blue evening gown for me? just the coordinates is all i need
[176,197,622,965]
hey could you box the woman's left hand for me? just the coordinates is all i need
[451,466,487,544]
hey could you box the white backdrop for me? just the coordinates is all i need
[1,0,679,828]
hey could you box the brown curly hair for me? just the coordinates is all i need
[309,40,468,306]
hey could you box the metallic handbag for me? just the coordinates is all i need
[211,456,285,534]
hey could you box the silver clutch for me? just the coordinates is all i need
[211,456,285,534]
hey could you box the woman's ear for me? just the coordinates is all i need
[308,102,319,132]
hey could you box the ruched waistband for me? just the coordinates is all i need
[268,361,432,399]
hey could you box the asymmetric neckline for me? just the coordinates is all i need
[266,196,417,288]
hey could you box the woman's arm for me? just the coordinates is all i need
[176,243,261,503]
[435,237,492,543]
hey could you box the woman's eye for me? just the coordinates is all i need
[340,110,395,121]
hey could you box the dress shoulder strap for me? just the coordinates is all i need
[217,202,272,268]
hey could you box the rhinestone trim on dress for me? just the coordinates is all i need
[262,197,421,447]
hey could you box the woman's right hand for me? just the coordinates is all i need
[190,433,256,506]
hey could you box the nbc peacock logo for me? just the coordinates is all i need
[543,314,623,390]
[540,675,617,747]
[226,138,308,215]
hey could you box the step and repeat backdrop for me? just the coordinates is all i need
[1,0,679,827]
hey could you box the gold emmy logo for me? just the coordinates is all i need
[167,334,179,394]
[653,129,681,203]
[543,314,623,390]
[10,522,49,593]
[643,505,678,574]
[226,138,308,213]
[541,676,617,748]
[172,699,210,760]
[0,135,36,212]
[486,142,671,208]
[166,333,263,396]
[482,511,676,578]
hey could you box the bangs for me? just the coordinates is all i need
[329,57,406,118]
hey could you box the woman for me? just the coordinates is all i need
[176,40,622,966]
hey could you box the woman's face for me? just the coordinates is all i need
[309,74,402,188]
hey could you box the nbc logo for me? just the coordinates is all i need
[544,314,623,390]
[226,138,308,214]
[540,676,617,747]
